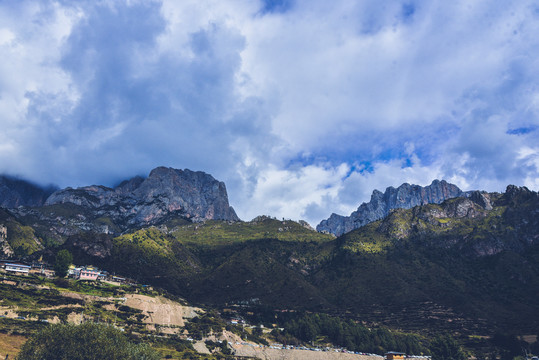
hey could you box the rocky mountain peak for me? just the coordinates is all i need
[500,185,536,205]
[18,167,240,236]
[114,175,145,194]
[317,179,464,236]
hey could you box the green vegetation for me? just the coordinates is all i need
[0,276,209,358]
[3,187,539,358]
[280,313,428,355]
[0,280,83,310]
[0,213,44,257]
[183,312,229,340]
[16,322,160,360]
[111,227,199,293]
[149,336,214,359]
[94,193,539,340]
[430,334,467,360]
[171,217,333,248]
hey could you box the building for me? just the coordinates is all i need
[78,268,100,281]
[5,263,31,275]
[386,352,406,360]
[68,264,78,277]
[41,268,55,277]
[111,276,126,284]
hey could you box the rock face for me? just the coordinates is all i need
[317,180,464,236]
[0,224,13,257]
[43,167,239,228]
[0,175,56,208]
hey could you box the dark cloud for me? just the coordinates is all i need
[17,1,275,189]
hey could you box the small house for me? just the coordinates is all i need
[5,263,31,275]
[386,352,406,360]
[68,265,78,277]
[41,268,55,277]
[78,268,100,281]
[111,276,126,284]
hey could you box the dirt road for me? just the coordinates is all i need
[232,344,383,360]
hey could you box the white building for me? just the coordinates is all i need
[5,263,31,275]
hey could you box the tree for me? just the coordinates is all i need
[16,322,160,360]
[430,334,467,360]
[54,249,73,278]
[220,340,231,355]
[253,325,264,337]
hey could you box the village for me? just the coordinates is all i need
[0,259,432,360]
[0,259,131,284]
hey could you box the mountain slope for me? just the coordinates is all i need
[0,209,43,257]
[59,186,539,335]
[317,180,464,236]
[2,170,538,337]
[312,186,539,333]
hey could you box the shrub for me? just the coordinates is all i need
[16,322,160,360]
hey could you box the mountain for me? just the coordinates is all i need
[174,185,539,335]
[317,179,464,236]
[49,185,539,336]
[3,167,239,241]
[2,169,539,340]
[46,166,239,223]
[0,175,57,208]
[312,186,539,332]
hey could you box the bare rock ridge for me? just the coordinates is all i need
[44,167,239,227]
[0,167,239,238]
[317,179,464,236]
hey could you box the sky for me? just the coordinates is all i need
[0,0,538,226]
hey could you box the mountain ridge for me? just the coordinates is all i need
[1,173,539,338]
[317,179,464,236]
[1,167,239,243]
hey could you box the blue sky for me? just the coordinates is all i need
[0,0,538,225]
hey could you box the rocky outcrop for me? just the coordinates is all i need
[43,167,239,229]
[0,175,57,208]
[317,180,464,236]
[0,224,13,257]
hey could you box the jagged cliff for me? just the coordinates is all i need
[317,179,464,236]
[3,167,239,239]
[44,167,239,225]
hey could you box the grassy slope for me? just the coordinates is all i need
[110,227,201,293]
[186,239,335,308]
[171,217,334,247]
[172,218,334,308]
[0,209,43,256]
[106,219,335,307]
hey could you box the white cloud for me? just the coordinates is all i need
[0,0,538,227]
[237,163,349,222]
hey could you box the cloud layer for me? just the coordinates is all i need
[0,0,538,225]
